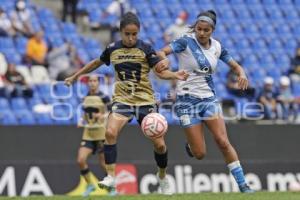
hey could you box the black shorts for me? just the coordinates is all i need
[80,140,105,154]
[111,102,158,125]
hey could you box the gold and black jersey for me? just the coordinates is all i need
[100,40,161,105]
[82,92,110,141]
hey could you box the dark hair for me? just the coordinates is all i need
[120,12,140,30]
[189,10,217,32]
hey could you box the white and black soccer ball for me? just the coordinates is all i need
[141,113,168,139]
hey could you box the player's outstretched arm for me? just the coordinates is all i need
[154,67,189,81]
[64,58,104,86]
[227,60,248,90]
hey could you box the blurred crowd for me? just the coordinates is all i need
[0,0,299,123]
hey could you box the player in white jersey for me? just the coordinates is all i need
[158,10,253,193]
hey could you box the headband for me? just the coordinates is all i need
[197,16,215,28]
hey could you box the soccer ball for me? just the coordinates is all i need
[141,113,168,139]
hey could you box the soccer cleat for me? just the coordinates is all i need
[185,143,194,157]
[82,184,96,197]
[98,175,116,192]
[156,173,173,195]
[108,187,118,196]
[239,184,255,193]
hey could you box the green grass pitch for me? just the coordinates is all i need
[1,192,300,200]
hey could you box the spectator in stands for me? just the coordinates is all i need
[10,0,33,37]
[163,11,189,43]
[276,76,298,121]
[4,63,33,98]
[258,77,278,120]
[25,31,48,66]
[289,47,300,83]
[101,75,114,98]
[62,0,78,24]
[0,7,17,37]
[47,42,82,80]
[226,68,255,99]
[99,0,134,41]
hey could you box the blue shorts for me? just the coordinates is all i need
[175,95,222,127]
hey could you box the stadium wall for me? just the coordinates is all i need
[0,125,299,196]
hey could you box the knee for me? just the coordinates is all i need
[105,127,117,142]
[193,150,206,160]
[154,143,166,154]
[77,157,86,167]
[215,137,231,151]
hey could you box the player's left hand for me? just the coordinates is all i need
[237,75,248,90]
[155,58,170,73]
[175,70,189,81]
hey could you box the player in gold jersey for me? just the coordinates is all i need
[65,12,188,195]
[77,75,110,196]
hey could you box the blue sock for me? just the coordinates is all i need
[228,161,247,187]
[104,144,117,164]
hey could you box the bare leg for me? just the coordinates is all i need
[183,123,206,160]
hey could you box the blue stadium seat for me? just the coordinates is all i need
[0,98,10,110]
[35,113,53,125]
[267,68,281,80]
[282,38,298,57]
[0,37,15,52]
[4,52,22,65]
[16,110,36,125]
[251,39,268,54]
[15,37,28,56]
[215,84,232,100]
[98,0,112,9]
[27,97,42,109]
[52,106,73,125]
[74,82,89,98]
[251,68,266,85]
[11,98,28,110]
[267,39,283,52]
[0,110,18,125]
[292,83,300,97]
[242,55,258,68]
[230,0,244,5]
[278,0,293,5]
[259,24,277,39]
[261,0,276,5]
[53,83,71,97]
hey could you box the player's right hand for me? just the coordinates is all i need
[64,76,75,86]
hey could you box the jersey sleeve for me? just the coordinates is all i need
[169,37,188,53]
[145,44,161,68]
[99,45,111,66]
[220,45,234,64]
[101,95,110,104]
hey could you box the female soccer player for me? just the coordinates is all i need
[157,10,253,193]
[65,12,188,194]
[77,75,110,197]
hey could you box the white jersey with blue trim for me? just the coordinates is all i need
[170,33,233,99]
